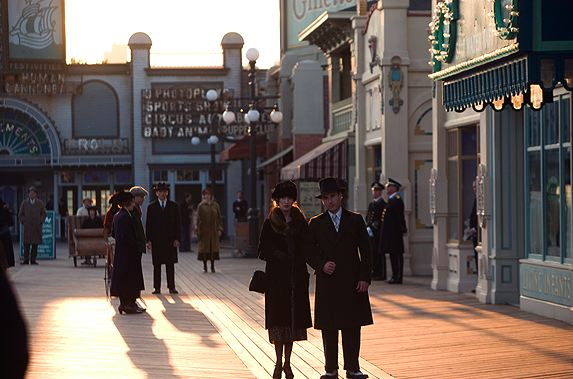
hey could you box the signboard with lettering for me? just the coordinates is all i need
[141,86,226,138]
[0,107,51,156]
[284,0,356,50]
[520,263,573,306]
[63,138,130,155]
[7,0,66,61]
[298,181,323,217]
[19,210,56,260]
[4,62,66,95]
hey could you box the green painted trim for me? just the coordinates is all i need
[494,0,519,40]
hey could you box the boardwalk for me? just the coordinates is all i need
[6,242,573,378]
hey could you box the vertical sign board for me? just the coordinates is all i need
[19,210,56,260]
[284,0,356,50]
[298,181,323,217]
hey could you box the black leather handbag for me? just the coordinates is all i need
[248,270,266,294]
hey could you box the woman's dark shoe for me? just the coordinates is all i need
[272,364,282,379]
[284,362,294,379]
[118,304,142,314]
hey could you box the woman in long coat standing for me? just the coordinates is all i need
[257,181,312,379]
[111,192,144,314]
[196,187,223,273]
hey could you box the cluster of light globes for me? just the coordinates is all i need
[191,48,283,146]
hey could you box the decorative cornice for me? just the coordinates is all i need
[428,43,519,80]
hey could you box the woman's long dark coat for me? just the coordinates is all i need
[0,206,15,268]
[258,206,312,331]
[307,208,373,330]
[146,200,180,265]
[110,208,144,298]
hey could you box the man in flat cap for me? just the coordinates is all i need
[18,187,46,265]
[146,183,181,294]
[306,177,372,379]
[366,182,386,280]
[379,178,408,284]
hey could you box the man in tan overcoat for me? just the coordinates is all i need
[18,187,46,264]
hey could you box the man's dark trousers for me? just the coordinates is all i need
[389,253,404,282]
[153,263,175,291]
[321,328,361,372]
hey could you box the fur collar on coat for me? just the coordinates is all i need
[268,204,306,235]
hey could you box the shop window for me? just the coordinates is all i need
[115,171,131,184]
[72,81,119,138]
[176,169,200,182]
[446,126,480,242]
[84,171,109,184]
[526,94,572,262]
[153,170,168,182]
[61,172,76,184]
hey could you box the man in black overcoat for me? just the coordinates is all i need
[379,178,408,284]
[366,181,386,280]
[307,177,373,379]
[146,182,181,294]
[111,192,145,314]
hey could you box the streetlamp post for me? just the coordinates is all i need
[193,89,220,191]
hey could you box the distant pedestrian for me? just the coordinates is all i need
[196,187,223,273]
[129,186,148,311]
[146,182,181,294]
[76,198,92,217]
[179,193,194,252]
[0,269,29,378]
[379,178,408,284]
[58,196,68,240]
[18,187,46,265]
[257,181,312,379]
[0,198,15,270]
[366,182,386,280]
[232,191,248,221]
[307,177,372,379]
[103,192,121,239]
[111,191,144,314]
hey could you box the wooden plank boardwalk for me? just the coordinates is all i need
[6,242,573,378]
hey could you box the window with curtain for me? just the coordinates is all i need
[526,94,572,262]
[446,125,480,242]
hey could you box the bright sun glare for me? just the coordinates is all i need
[65,0,281,68]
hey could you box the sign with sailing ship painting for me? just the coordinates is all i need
[8,0,66,61]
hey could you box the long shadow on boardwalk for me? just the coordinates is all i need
[159,294,221,348]
[113,312,179,379]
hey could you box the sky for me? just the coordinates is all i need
[65,0,281,68]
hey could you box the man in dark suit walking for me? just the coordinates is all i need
[307,177,372,379]
[366,181,386,280]
[379,178,408,284]
[146,182,181,294]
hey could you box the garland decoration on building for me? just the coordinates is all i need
[488,0,519,40]
[428,0,459,73]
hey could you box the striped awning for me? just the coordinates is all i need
[280,138,347,181]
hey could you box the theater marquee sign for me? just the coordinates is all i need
[141,86,226,139]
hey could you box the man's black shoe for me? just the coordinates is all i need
[152,289,161,294]
[347,371,369,379]
[169,289,179,294]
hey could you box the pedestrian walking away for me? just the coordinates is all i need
[178,192,194,252]
[379,178,408,284]
[307,177,373,379]
[366,181,386,280]
[18,187,46,265]
[111,191,145,315]
[257,181,312,379]
[146,182,181,294]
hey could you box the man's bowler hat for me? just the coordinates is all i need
[371,181,385,190]
[153,182,170,191]
[316,177,345,199]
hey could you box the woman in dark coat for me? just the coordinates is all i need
[110,192,145,315]
[257,181,312,379]
[0,198,15,269]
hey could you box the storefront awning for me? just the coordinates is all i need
[440,55,573,112]
[257,146,293,170]
[219,136,266,161]
[280,138,347,181]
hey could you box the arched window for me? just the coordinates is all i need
[72,81,119,138]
